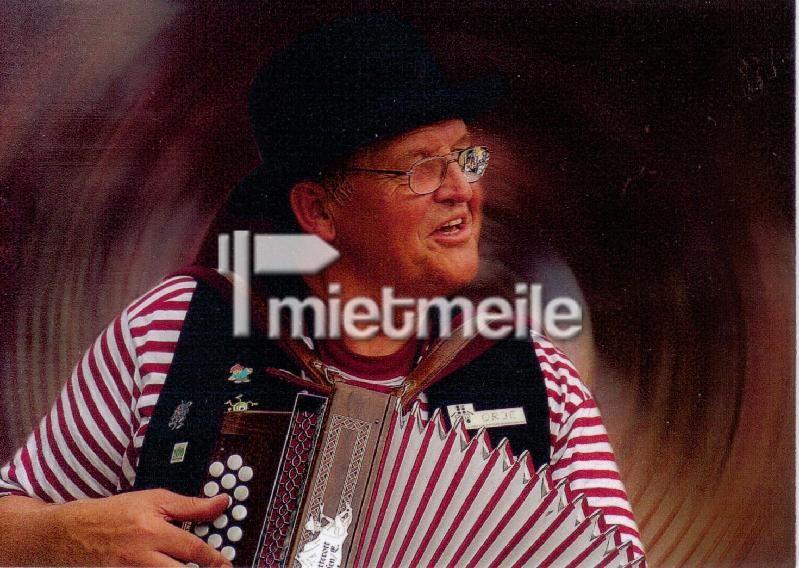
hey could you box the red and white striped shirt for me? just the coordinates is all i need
[0,275,644,558]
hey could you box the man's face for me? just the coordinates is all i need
[328,119,483,298]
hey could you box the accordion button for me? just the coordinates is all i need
[221,546,236,561]
[233,485,249,501]
[208,461,224,477]
[231,505,247,521]
[207,533,223,549]
[221,473,237,490]
[238,466,253,482]
[226,454,243,470]
[227,526,242,542]
[203,481,219,497]
[193,524,209,537]
[212,514,229,529]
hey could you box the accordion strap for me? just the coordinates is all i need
[399,317,497,407]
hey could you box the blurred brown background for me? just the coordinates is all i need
[0,2,793,565]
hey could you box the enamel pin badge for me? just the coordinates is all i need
[170,442,188,464]
[225,394,259,412]
[227,363,253,383]
[168,400,192,430]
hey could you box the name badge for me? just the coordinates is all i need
[446,403,527,430]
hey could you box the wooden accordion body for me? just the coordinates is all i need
[186,382,639,568]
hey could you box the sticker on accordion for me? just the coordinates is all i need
[296,505,353,568]
[446,403,527,429]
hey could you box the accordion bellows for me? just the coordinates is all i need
[189,385,641,568]
[350,404,636,568]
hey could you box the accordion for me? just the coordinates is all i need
[184,382,640,568]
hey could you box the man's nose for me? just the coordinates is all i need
[433,161,473,203]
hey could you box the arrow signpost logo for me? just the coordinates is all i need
[218,231,340,336]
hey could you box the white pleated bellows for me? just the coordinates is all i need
[351,402,637,568]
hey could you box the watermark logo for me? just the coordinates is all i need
[218,231,583,341]
[218,231,339,337]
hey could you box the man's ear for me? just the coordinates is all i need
[289,181,336,241]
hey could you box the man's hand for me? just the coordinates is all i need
[0,489,232,566]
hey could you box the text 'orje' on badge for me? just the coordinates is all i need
[446,403,527,430]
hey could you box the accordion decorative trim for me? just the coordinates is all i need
[349,402,641,568]
[295,414,373,558]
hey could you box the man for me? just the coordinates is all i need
[0,15,643,565]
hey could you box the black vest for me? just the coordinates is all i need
[134,277,551,496]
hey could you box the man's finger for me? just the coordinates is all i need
[156,522,231,568]
[158,492,231,522]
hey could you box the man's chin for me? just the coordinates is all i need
[413,262,478,297]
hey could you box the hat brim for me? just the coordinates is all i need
[227,74,504,220]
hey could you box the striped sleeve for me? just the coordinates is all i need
[534,336,645,559]
[0,276,196,501]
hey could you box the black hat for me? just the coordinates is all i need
[227,14,503,223]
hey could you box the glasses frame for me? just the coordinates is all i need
[344,145,490,195]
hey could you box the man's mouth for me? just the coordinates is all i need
[431,215,472,246]
[435,217,465,235]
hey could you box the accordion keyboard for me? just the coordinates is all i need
[193,454,254,561]
[185,393,328,567]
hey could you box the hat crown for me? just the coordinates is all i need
[248,15,445,160]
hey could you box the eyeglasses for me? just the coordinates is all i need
[345,145,490,195]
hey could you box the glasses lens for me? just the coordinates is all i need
[459,146,490,182]
[410,157,446,194]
